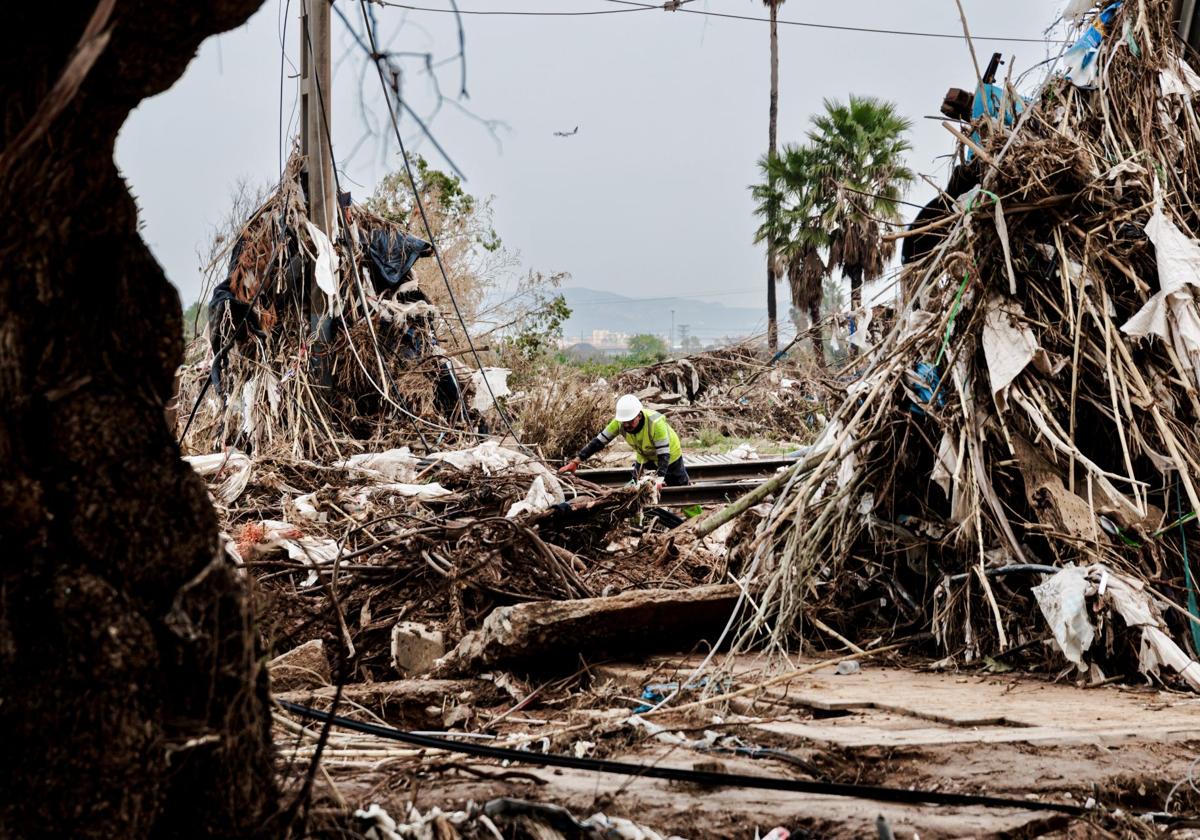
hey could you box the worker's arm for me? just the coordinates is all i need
[651,416,672,476]
[577,419,621,461]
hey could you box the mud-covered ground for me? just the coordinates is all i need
[279,655,1200,839]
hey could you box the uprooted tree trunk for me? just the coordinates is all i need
[0,2,276,838]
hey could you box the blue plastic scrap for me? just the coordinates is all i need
[907,361,945,416]
[1064,2,1123,88]
[631,677,729,713]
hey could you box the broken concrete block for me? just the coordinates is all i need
[391,621,446,675]
[435,584,740,675]
[268,639,330,691]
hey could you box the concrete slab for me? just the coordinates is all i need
[597,655,1200,749]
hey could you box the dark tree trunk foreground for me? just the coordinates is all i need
[0,2,275,838]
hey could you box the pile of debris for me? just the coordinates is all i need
[187,440,727,683]
[175,152,497,457]
[607,342,837,443]
[736,0,1200,690]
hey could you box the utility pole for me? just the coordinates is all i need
[765,0,782,355]
[300,0,335,383]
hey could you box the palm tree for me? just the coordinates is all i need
[807,95,914,313]
[752,98,911,363]
[762,0,785,354]
[753,146,828,364]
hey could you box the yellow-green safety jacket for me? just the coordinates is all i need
[578,409,682,474]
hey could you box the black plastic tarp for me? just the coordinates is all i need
[360,229,433,288]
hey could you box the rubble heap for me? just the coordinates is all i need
[737,0,1200,689]
[175,153,488,457]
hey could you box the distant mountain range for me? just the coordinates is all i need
[558,287,768,345]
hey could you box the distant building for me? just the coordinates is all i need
[588,329,629,350]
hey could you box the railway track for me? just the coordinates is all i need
[573,454,799,507]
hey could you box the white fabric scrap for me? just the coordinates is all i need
[1032,565,1095,672]
[433,440,524,474]
[506,475,556,518]
[183,450,253,504]
[470,367,512,412]
[1121,180,1200,390]
[336,447,421,482]
[303,220,340,303]
[375,298,437,325]
[292,492,325,522]
[727,443,759,460]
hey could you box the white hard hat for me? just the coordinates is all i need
[615,394,643,422]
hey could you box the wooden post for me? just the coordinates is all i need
[300,0,335,384]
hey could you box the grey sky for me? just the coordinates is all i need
[117,0,1065,338]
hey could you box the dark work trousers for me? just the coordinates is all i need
[632,457,690,487]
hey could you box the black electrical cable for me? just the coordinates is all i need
[355,0,534,456]
[277,700,1087,816]
[604,0,1065,44]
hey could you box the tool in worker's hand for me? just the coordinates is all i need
[558,458,580,475]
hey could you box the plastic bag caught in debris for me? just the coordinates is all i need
[183,449,253,504]
[1121,180,1200,392]
[303,220,341,306]
[1032,565,1095,671]
[505,475,556,518]
[470,367,512,413]
[335,447,422,482]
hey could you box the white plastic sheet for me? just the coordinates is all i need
[303,220,340,305]
[250,519,340,586]
[183,449,253,504]
[336,447,421,482]
[432,440,566,505]
[982,296,1041,395]
[1160,58,1200,97]
[1032,565,1095,672]
[1034,564,1200,690]
[470,367,512,413]
[1100,570,1200,691]
[505,475,556,518]
[1121,180,1200,390]
[359,482,452,502]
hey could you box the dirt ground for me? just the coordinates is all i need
[286,655,1200,838]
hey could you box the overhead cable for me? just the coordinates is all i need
[378,0,1063,44]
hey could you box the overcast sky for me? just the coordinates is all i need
[117,0,1068,340]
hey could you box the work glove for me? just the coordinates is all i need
[558,458,580,474]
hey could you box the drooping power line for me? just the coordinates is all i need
[377,0,1063,45]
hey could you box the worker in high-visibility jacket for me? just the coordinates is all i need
[559,394,691,486]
